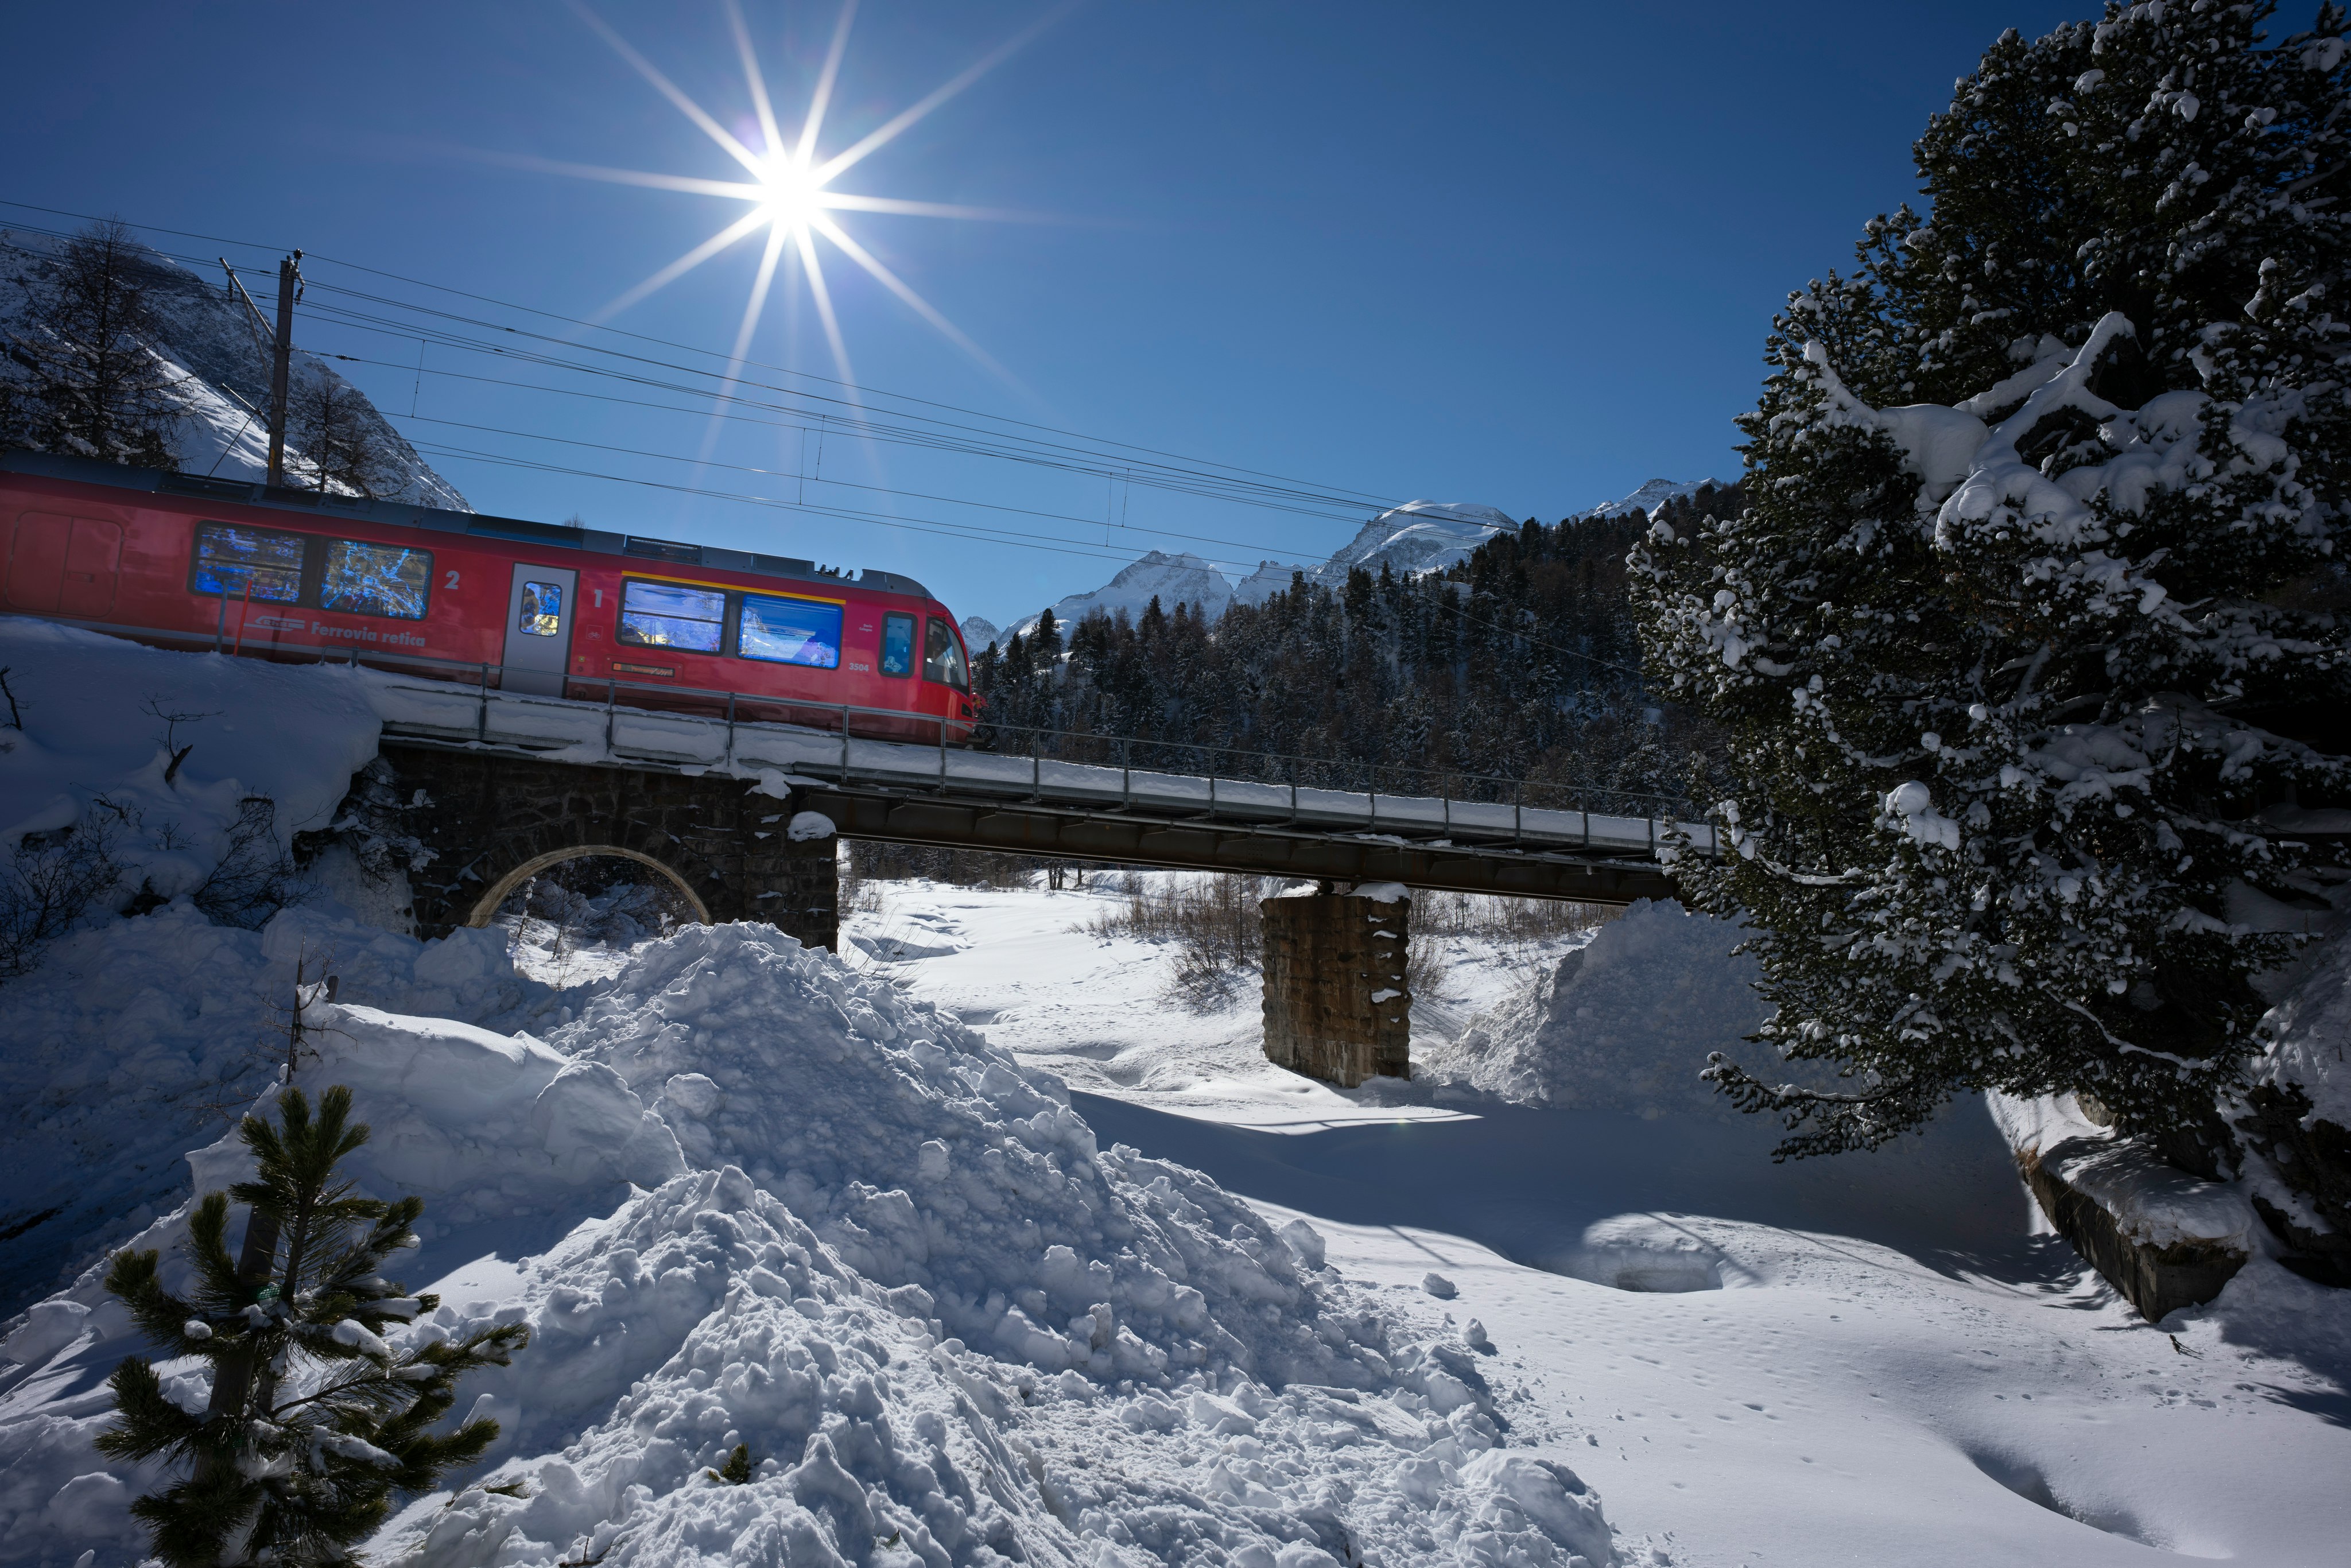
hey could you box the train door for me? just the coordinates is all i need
[502,564,577,696]
[6,513,122,618]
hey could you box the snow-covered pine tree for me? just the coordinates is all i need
[98,1085,527,1566]
[1630,2,2350,1162]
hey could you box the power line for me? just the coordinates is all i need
[288,288,1384,522]
[406,438,1652,674]
[1,201,1658,637]
[405,440,1250,568]
[0,197,1404,519]
[397,410,1341,562]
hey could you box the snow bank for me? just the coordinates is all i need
[1430,900,1768,1116]
[1989,1094,2257,1252]
[545,923,1388,1388]
[2,922,1624,1567]
[0,900,555,1315]
[0,616,384,887]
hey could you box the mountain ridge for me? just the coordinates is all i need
[964,478,1729,650]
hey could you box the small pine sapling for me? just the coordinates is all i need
[98,1086,527,1566]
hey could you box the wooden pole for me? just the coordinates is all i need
[263,252,301,487]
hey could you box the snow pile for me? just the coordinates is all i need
[0,227,468,509]
[1,922,1625,1567]
[1429,899,1768,1116]
[545,923,1390,1388]
[0,616,386,899]
[0,901,555,1315]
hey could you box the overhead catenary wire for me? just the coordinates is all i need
[0,199,1402,521]
[1,199,1653,674]
[393,409,1355,561]
[407,440,1646,674]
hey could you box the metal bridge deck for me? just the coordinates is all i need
[372,672,1696,905]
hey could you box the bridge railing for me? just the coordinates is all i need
[24,611,1713,861]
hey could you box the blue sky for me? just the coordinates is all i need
[5,1,2081,628]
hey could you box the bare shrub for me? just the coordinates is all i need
[1087,872,1290,1010]
[0,816,126,979]
[1405,926,1448,1002]
[188,797,302,929]
[844,840,1045,890]
[1411,889,1613,942]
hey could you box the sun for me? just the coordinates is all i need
[753,157,824,232]
[532,0,1055,400]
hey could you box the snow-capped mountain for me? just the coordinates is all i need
[1579,476,1718,519]
[992,549,1236,645]
[0,228,467,510]
[1309,499,1520,591]
[969,480,1727,645]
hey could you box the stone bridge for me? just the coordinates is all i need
[378,742,840,949]
[352,678,1691,1089]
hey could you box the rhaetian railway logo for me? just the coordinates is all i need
[250,613,429,650]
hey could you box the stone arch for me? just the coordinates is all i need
[373,744,838,949]
[463,844,712,931]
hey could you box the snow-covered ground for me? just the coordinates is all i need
[3,630,2346,1566]
[839,877,2351,1565]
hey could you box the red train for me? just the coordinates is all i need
[0,450,974,738]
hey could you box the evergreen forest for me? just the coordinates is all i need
[967,486,1741,816]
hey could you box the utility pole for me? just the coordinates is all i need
[263,250,302,487]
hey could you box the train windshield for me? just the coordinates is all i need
[880,612,914,676]
[618,580,723,653]
[924,617,968,690]
[739,593,843,669]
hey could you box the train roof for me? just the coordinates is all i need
[0,448,937,601]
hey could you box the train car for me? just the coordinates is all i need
[0,449,975,740]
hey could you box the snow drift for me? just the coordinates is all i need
[1,920,1624,1567]
[1430,899,1767,1117]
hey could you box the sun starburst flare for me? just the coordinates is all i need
[537,0,1057,428]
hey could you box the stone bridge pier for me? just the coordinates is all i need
[1260,889,1413,1087]
[375,742,839,949]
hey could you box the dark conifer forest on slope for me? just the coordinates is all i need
[967,485,1741,813]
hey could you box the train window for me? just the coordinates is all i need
[618,579,724,653]
[924,617,968,690]
[517,581,562,636]
[319,539,432,619]
[190,522,304,603]
[738,592,843,669]
[880,612,914,677]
